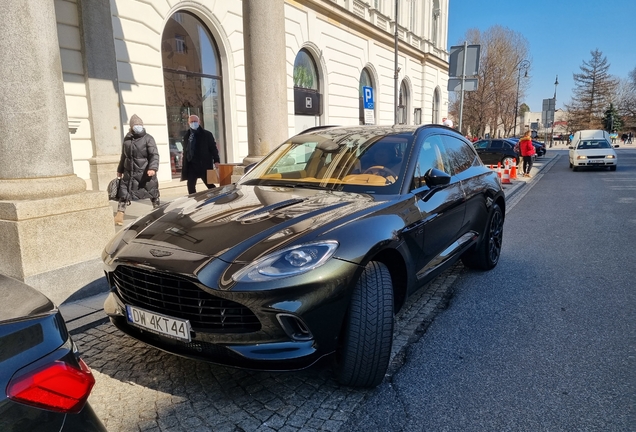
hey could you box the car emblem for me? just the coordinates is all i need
[149,249,173,258]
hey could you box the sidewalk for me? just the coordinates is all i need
[59,152,559,332]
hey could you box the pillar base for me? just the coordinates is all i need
[0,190,115,305]
[89,154,121,191]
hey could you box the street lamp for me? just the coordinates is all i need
[513,60,530,137]
[550,75,558,147]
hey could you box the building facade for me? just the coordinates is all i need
[0,0,450,303]
[58,0,450,185]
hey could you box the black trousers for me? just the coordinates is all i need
[186,172,215,194]
[522,156,533,174]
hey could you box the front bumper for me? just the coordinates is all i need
[103,259,359,371]
[573,159,616,167]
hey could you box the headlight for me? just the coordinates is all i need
[606,155,615,159]
[232,241,339,282]
[576,155,587,160]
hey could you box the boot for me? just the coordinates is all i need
[114,211,125,226]
[152,199,161,209]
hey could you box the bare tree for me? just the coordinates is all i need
[565,49,618,130]
[450,26,530,137]
[616,67,636,128]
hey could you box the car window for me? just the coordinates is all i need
[240,132,413,195]
[473,140,488,149]
[442,135,479,174]
[411,135,444,189]
[577,139,611,150]
[490,140,504,149]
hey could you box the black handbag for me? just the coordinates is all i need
[107,178,120,201]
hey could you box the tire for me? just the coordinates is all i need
[461,203,503,271]
[569,161,573,168]
[610,166,617,171]
[337,261,394,388]
[572,166,578,172]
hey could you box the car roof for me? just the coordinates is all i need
[297,124,451,141]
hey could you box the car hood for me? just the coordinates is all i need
[0,275,55,323]
[109,184,383,271]
[573,148,616,156]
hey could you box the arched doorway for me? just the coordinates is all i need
[293,49,321,134]
[432,87,441,124]
[398,80,410,124]
[161,11,225,178]
[359,68,376,125]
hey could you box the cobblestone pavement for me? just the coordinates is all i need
[74,264,463,432]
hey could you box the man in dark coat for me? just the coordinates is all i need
[114,114,160,225]
[181,114,220,194]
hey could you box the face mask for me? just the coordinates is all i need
[132,125,144,134]
[190,122,199,130]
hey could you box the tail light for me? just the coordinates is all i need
[7,358,96,413]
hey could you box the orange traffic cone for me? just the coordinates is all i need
[501,168,512,184]
[510,164,518,180]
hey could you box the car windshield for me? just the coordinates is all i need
[577,139,611,150]
[240,131,413,194]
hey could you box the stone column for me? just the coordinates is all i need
[78,0,123,191]
[0,0,114,304]
[242,0,289,165]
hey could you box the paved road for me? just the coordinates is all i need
[341,149,636,431]
[66,153,564,431]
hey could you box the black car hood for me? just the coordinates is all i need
[112,184,382,269]
[0,275,55,323]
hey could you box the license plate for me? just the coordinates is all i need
[125,305,192,342]
[589,159,604,164]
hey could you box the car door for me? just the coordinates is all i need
[472,139,494,164]
[487,139,507,163]
[405,133,466,285]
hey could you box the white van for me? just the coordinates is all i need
[568,129,618,171]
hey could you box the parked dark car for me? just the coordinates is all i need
[102,125,505,388]
[472,138,519,166]
[0,274,106,432]
[507,137,546,157]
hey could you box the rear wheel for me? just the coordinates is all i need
[337,261,394,388]
[461,203,503,270]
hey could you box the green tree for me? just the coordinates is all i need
[565,49,618,130]
[601,103,623,132]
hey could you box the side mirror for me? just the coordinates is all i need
[424,168,451,187]
[614,145,620,148]
[568,146,573,149]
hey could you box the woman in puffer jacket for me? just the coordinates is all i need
[519,130,536,177]
[114,114,160,225]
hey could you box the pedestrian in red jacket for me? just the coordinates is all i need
[519,131,536,177]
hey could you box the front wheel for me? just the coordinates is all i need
[461,203,503,270]
[337,261,394,388]
[609,165,617,171]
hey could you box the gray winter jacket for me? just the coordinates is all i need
[117,129,160,201]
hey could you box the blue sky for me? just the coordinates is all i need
[447,0,636,112]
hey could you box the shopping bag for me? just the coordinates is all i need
[207,169,219,184]
[107,178,120,200]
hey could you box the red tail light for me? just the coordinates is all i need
[7,358,96,413]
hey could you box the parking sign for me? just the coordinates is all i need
[363,86,374,109]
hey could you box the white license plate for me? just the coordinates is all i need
[125,305,192,342]
[589,160,604,164]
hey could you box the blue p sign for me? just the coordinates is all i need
[363,86,374,109]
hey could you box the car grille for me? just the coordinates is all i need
[113,266,260,333]
[587,155,605,159]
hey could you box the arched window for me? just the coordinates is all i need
[293,49,321,133]
[162,11,225,178]
[359,68,375,125]
[398,80,409,124]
